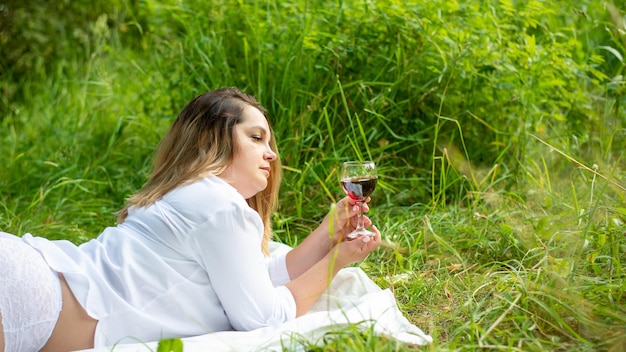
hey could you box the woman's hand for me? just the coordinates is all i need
[319,196,373,244]
[285,196,377,281]
[331,225,381,268]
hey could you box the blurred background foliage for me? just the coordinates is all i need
[1,0,625,234]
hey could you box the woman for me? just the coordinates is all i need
[0,87,380,352]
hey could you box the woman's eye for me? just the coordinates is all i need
[251,135,262,142]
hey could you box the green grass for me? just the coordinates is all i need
[1,0,625,351]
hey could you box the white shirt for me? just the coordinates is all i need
[22,175,296,347]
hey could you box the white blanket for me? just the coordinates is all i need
[82,245,432,351]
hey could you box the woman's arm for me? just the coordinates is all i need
[192,202,298,331]
[285,196,372,280]
[285,227,380,316]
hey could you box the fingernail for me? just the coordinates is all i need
[362,236,370,243]
[353,205,359,212]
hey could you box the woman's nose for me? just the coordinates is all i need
[265,146,277,161]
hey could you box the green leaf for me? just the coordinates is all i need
[599,45,624,63]
[157,338,184,352]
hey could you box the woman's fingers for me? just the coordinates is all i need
[360,226,381,250]
[335,225,381,265]
[340,196,371,208]
[349,214,372,229]
[338,197,370,218]
[335,197,376,238]
[371,225,381,241]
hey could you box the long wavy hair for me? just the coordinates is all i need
[117,87,282,255]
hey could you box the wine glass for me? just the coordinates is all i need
[340,160,377,239]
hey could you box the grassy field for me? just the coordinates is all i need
[1,0,625,351]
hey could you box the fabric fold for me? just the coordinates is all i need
[80,267,432,351]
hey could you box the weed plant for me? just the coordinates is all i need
[1,0,625,351]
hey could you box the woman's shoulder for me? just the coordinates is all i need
[170,175,235,198]
[161,175,250,217]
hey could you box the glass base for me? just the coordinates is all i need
[346,228,375,239]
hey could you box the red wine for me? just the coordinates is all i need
[341,176,377,201]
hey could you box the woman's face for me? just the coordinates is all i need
[218,105,277,199]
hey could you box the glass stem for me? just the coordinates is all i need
[355,201,365,231]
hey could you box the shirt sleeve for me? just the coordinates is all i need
[265,252,292,287]
[188,202,297,331]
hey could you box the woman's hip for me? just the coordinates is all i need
[0,233,63,352]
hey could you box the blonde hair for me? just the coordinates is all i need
[118,87,282,255]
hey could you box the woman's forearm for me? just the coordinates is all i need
[285,251,344,316]
[284,226,380,317]
[285,226,332,279]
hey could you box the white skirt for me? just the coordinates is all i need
[0,232,62,352]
